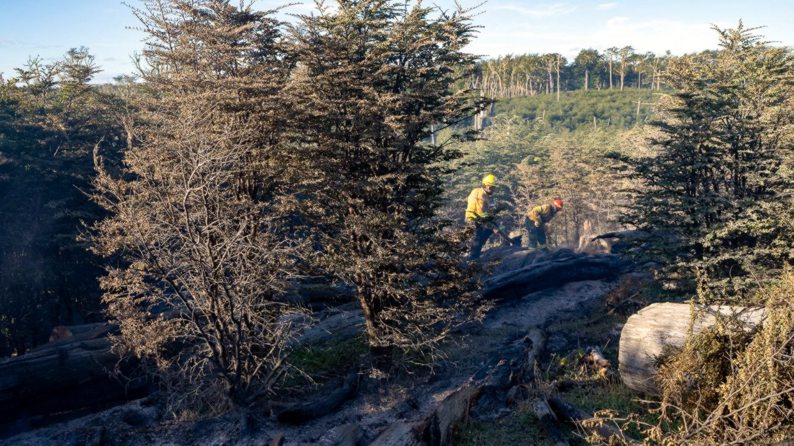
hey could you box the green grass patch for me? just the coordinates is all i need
[563,380,658,440]
[495,88,661,131]
[454,410,557,446]
[564,380,644,416]
[288,336,368,380]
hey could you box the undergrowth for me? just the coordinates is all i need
[651,269,794,444]
[454,410,552,446]
[287,336,368,385]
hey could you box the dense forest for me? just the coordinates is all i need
[1,1,793,444]
[471,46,671,99]
[0,48,126,355]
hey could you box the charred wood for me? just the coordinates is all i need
[276,370,358,424]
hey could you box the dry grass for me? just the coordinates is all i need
[647,269,794,445]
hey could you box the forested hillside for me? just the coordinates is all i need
[443,89,659,250]
[1,2,793,445]
[470,47,673,99]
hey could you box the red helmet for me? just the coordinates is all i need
[552,198,563,209]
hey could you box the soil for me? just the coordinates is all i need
[5,250,622,446]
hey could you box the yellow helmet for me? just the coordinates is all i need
[482,174,496,187]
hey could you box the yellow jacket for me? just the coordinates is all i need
[465,187,490,221]
[527,204,557,227]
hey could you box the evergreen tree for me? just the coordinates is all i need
[573,49,600,91]
[91,0,302,408]
[0,50,119,355]
[615,23,794,301]
[287,0,487,362]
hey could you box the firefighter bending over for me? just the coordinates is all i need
[526,198,563,249]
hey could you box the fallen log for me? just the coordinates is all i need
[369,422,422,446]
[591,230,650,243]
[591,230,652,255]
[279,278,355,307]
[483,251,629,301]
[479,246,543,274]
[0,323,145,424]
[276,369,358,424]
[48,323,105,342]
[0,307,363,428]
[316,423,363,446]
[531,398,569,446]
[293,309,364,347]
[427,383,480,446]
[370,328,547,446]
[619,303,765,395]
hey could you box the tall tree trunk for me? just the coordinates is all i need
[584,69,589,91]
[608,60,613,90]
[547,68,552,95]
[556,55,560,102]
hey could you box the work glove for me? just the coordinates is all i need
[534,222,542,228]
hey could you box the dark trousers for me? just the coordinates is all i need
[525,219,547,248]
[469,223,493,260]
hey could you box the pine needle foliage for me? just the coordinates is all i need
[286,0,488,362]
[614,23,794,302]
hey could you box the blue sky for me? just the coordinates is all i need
[1,0,793,83]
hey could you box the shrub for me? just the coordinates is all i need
[654,269,794,444]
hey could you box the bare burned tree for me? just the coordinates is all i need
[91,0,302,412]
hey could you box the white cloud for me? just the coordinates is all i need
[469,16,731,60]
[595,2,618,11]
[592,16,730,55]
[493,3,577,18]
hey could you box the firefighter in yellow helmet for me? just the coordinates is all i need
[525,198,563,249]
[465,174,498,259]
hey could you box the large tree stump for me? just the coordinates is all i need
[619,303,765,395]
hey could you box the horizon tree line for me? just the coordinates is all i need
[471,46,677,99]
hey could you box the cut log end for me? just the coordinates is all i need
[618,302,765,395]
